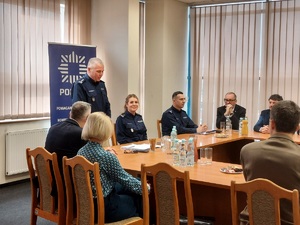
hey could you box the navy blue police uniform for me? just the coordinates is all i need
[161,106,198,136]
[71,74,111,117]
[116,110,147,144]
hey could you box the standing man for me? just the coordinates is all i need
[71,57,111,117]
[253,94,283,133]
[240,100,300,225]
[161,91,208,136]
[216,92,246,130]
[45,101,91,172]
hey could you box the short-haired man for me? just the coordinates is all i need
[253,94,283,133]
[240,100,300,225]
[161,91,207,136]
[216,92,246,130]
[71,57,111,117]
[45,101,91,171]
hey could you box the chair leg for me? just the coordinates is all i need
[30,207,37,225]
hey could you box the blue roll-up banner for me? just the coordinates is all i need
[48,43,96,125]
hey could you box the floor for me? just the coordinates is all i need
[0,179,56,225]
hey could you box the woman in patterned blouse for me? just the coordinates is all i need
[77,112,148,223]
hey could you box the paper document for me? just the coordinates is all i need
[121,144,151,151]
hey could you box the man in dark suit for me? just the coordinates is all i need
[45,101,91,172]
[216,92,246,130]
[253,94,283,133]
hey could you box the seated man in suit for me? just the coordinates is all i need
[161,91,207,136]
[253,94,283,133]
[216,92,246,130]
[240,100,300,225]
[45,101,91,172]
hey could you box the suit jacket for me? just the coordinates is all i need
[253,109,270,132]
[240,133,300,225]
[216,104,246,130]
[45,118,87,172]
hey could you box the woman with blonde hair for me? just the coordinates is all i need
[77,112,147,223]
[116,94,147,144]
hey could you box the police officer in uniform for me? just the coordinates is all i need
[71,57,111,117]
[116,94,147,144]
[161,91,208,136]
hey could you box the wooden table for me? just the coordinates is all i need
[178,131,300,164]
[114,132,300,225]
[114,145,245,225]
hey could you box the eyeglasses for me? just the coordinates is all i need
[224,99,236,102]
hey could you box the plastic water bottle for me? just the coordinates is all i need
[170,126,177,150]
[239,117,244,135]
[179,139,187,167]
[225,117,232,137]
[173,139,180,166]
[186,138,195,166]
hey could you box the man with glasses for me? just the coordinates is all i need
[161,91,208,136]
[216,92,246,130]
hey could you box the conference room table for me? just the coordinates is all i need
[113,131,300,225]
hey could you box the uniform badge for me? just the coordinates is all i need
[92,97,95,102]
[131,128,134,133]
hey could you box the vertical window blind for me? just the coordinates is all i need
[0,0,91,120]
[190,0,300,129]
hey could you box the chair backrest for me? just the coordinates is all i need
[111,122,117,146]
[26,147,65,225]
[231,178,300,225]
[156,119,162,138]
[63,155,104,225]
[63,155,143,225]
[141,162,194,225]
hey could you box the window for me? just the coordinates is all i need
[189,0,300,128]
[0,0,91,120]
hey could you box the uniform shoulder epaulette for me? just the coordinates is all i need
[168,110,173,114]
[135,113,142,117]
[120,113,125,118]
[78,78,85,84]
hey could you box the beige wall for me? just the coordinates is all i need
[91,0,189,138]
[144,0,189,138]
[91,0,141,121]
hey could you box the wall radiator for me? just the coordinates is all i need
[5,128,49,176]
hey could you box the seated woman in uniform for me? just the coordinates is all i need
[116,94,148,144]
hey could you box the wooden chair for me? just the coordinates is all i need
[111,122,117,146]
[231,178,300,225]
[63,155,143,225]
[156,119,162,138]
[26,147,65,225]
[141,162,194,225]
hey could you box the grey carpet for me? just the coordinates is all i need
[0,179,56,225]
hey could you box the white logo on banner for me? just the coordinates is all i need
[58,51,87,84]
